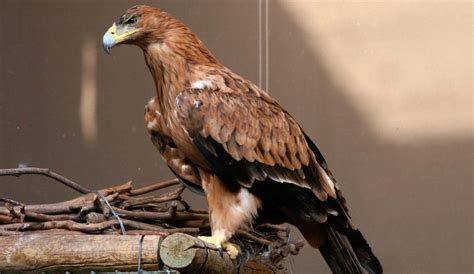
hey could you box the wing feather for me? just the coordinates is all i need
[144,97,203,194]
[176,85,336,201]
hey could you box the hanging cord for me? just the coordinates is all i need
[137,234,145,273]
[258,0,262,88]
[197,237,210,273]
[95,191,126,235]
[265,0,269,92]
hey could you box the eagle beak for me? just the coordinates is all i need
[102,23,138,54]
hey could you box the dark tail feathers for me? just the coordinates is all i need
[319,225,383,274]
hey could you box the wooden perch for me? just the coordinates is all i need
[0,232,285,273]
[0,233,161,272]
[160,233,235,273]
[0,167,302,273]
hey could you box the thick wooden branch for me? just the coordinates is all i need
[0,234,161,271]
[0,233,283,273]
[160,232,235,273]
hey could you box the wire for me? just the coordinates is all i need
[197,237,210,273]
[96,191,126,235]
[137,234,145,273]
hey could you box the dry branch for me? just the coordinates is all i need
[0,167,91,194]
[130,178,180,195]
[0,168,302,272]
[0,232,292,273]
[113,207,208,222]
[159,232,234,273]
[0,234,162,271]
[120,185,185,208]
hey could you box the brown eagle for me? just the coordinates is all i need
[103,5,382,273]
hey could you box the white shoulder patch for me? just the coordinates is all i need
[147,119,158,130]
[192,80,214,90]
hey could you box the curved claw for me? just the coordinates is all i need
[198,236,239,259]
[222,242,239,259]
[218,247,224,258]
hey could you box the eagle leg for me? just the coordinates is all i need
[198,170,261,260]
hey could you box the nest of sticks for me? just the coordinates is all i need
[0,167,304,272]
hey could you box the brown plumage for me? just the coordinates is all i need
[103,5,382,273]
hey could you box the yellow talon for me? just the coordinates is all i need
[198,236,240,259]
[222,242,239,259]
[198,236,222,248]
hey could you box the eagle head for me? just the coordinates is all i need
[102,5,219,67]
[102,5,172,53]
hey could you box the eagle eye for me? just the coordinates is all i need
[124,16,138,25]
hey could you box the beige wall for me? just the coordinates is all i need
[1,1,472,273]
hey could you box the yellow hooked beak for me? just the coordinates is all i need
[102,23,138,54]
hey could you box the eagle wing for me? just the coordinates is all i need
[145,97,203,194]
[175,81,339,206]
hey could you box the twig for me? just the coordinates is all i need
[186,208,208,214]
[270,239,305,260]
[0,197,23,206]
[256,223,290,233]
[121,185,185,208]
[0,219,200,235]
[0,214,14,223]
[168,201,178,218]
[0,220,118,232]
[85,212,107,224]
[131,178,180,196]
[113,207,208,221]
[0,193,97,215]
[0,192,115,217]
[105,229,168,236]
[96,191,126,235]
[98,180,133,196]
[23,212,81,222]
[176,219,209,228]
[236,230,273,246]
[178,199,191,211]
[0,167,91,194]
[96,192,117,217]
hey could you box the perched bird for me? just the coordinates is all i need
[103,5,382,273]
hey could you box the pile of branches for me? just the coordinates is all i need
[0,167,303,271]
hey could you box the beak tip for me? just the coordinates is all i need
[102,34,114,55]
[103,44,111,55]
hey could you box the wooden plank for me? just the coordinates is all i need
[0,233,282,273]
[0,234,160,272]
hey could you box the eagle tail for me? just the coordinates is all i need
[319,225,383,274]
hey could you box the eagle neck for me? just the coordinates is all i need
[143,41,222,116]
[143,45,188,116]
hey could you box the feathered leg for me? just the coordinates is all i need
[198,170,261,259]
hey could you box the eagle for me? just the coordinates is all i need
[103,5,382,273]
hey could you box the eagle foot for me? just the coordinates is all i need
[198,236,239,259]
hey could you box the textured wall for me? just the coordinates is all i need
[1,1,472,273]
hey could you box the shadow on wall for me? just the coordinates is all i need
[268,1,472,273]
[0,1,472,273]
